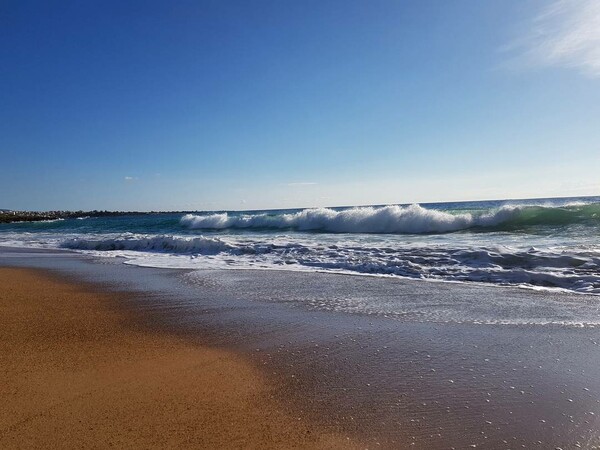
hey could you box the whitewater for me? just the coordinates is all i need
[1,196,600,294]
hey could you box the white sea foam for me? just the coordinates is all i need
[55,232,600,294]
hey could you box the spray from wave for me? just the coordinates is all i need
[180,203,600,234]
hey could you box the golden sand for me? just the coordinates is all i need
[0,268,353,449]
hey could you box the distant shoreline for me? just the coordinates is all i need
[0,210,172,224]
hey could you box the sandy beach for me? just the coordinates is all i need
[1,249,600,449]
[0,267,352,449]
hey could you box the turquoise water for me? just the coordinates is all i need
[1,196,599,293]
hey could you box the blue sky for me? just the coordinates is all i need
[1,0,599,211]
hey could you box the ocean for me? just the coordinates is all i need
[3,198,600,447]
[2,196,600,295]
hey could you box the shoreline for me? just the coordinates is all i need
[2,250,600,448]
[0,267,355,448]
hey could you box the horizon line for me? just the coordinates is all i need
[4,193,599,215]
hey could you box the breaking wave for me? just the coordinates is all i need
[180,203,600,234]
[12,197,600,295]
[61,235,235,254]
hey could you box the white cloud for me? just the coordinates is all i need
[286,182,318,186]
[508,0,600,77]
[124,176,138,182]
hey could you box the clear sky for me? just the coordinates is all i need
[1,0,599,211]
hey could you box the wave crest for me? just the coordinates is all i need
[180,203,600,234]
[181,205,476,233]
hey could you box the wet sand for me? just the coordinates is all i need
[0,267,352,449]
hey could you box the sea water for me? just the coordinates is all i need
[1,196,600,294]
